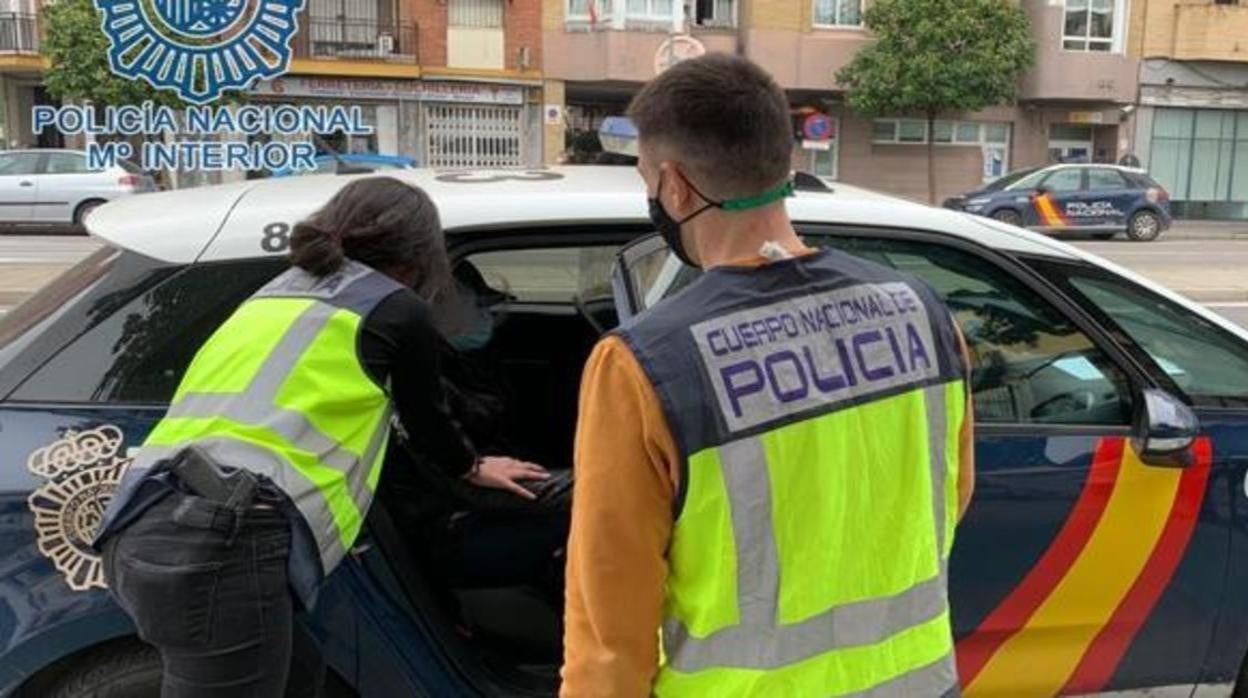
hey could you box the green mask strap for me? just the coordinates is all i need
[719,179,796,212]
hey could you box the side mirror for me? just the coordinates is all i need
[1132,389,1199,467]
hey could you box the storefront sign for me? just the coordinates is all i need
[1068,111,1105,124]
[253,77,525,105]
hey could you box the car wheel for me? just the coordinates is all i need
[72,199,106,228]
[1127,210,1163,242]
[17,639,161,698]
[991,209,1023,227]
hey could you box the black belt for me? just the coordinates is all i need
[167,446,281,537]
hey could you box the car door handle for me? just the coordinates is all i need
[18,180,32,187]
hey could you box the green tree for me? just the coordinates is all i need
[836,0,1034,203]
[41,0,185,107]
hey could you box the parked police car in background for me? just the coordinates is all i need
[945,164,1172,242]
[2,168,1248,697]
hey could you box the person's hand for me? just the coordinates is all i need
[466,456,550,500]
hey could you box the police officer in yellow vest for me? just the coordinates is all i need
[94,177,548,698]
[561,55,976,696]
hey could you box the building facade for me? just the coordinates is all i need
[544,0,1139,204]
[1128,0,1248,220]
[249,0,546,173]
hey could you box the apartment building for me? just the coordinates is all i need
[1128,0,1248,220]
[544,0,1138,203]
[0,0,49,149]
[251,0,546,169]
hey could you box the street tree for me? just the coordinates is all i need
[42,0,185,108]
[836,0,1034,203]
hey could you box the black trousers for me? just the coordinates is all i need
[102,493,325,698]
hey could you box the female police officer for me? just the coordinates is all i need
[93,176,548,697]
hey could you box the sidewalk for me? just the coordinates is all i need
[1166,219,1248,240]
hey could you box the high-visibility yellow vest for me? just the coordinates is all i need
[618,249,968,696]
[134,261,402,576]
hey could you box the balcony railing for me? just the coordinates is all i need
[0,13,38,54]
[292,19,417,63]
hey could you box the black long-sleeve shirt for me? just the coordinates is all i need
[358,290,477,478]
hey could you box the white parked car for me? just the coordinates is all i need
[0,149,157,228]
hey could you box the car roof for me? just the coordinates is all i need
[1037,163,1149,175]
[87,166,1086,265]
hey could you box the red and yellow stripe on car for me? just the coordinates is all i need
[956,437,1213,696]
[1033,192,1070,228]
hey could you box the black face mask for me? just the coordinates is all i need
[647,172,796,269]
[648,172,715,268]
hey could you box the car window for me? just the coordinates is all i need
[0,152,41,176]
[1087,168,1129,191]
[467,246,620,304]
[1042,168,1084,192]
[816,237,1131,425]
[44,152,89,174]
[1053,266,1248,406]
[1007,168,1050,191]
[11,259,285,403]
[625,233,1133,425]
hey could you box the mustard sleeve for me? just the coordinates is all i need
[560,335,681,698]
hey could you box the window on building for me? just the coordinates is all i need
[813,0,861,26]
[693,0,735,26]
[567,0,604,18]
[450,0,503,27]
[1063,0,1119,52]
[872,119,1012,146]
[626,0,672,20]
[1150,107,1248,204]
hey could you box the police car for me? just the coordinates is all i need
[945,164,1173,242]
[2,167,1247,697]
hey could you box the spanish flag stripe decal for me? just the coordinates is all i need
[1034,193,1068,227]
[959,437,1212,696]
[1061,438,1213,693]
[956,438,1124,686]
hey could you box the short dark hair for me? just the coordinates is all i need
[289,176,450,303]
[627,53,792,199]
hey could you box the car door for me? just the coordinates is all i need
[37,152,95,223]
[0,152,43,222]
[1074,168,1134,231]
[1032,167,1087,231]
[611,230,1222,696]
[1030,257,1248,689]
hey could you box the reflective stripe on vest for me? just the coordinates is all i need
[133,262,399,576]
[618,251,967,697]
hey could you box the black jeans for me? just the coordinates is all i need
[102,493,325,698]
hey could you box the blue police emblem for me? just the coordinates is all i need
[95,0,304,104]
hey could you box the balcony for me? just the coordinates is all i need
[1172,4,1248,62]
[292,19,418,63]
[0,13,38,54]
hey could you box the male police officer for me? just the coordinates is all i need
[561,54,975,697]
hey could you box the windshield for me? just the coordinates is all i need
[985,167,1039,191]
[1006,168,1052,191]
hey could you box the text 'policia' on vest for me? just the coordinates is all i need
[618,249,967,697]
[131,261,403,581]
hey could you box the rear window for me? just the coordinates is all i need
[10,258,284,404]
[0,246,120,366]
